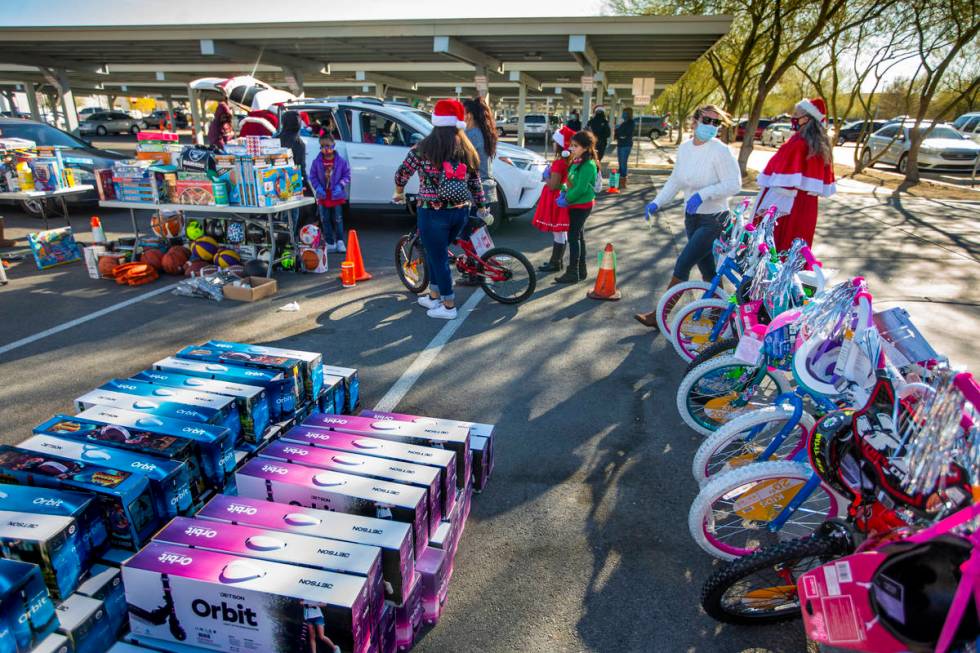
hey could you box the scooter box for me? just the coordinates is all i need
[131,370,270,444]
[205,340,323,403]
[77,379,241,442]
[0,484,109,571]
[152,356,284,421]
[27,633,70,653]
[259,440,443,537]
[0,510,86,600]
[394,572,423,652]
[17,434,194,519]
[196,495,415,606]
[0,445,160,550]
[0,558,59,653]
[70,406,234,493]
[76,565,126,639]
[302,414,471,490]
[175,345,301,418]
[322,365,359,413]
[471,434,493,493]
[320,375,346,416]
[281,426,457,517]
[236,458,429,563]
[416,546,450,626]
[55,593,110,653]
[122,542,372,653]
[155,516,384,625]
[35,414,207,505]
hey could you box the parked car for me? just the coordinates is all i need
[735,118,774,141]
[281,98,547,223]
[78,111,146,136]
[952,112,980,145]
[836,120,889,146]
[634,115,668,139]
[78,107,103,117]
[863,121,980,174]
[496,114,549,141]
[0,118,127,216]
[143,109,191,130]
[761,122,793,147]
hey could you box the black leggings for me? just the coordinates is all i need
[568,207,592,273]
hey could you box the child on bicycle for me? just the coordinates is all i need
[309,133,351,253]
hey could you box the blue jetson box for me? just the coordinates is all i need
[205,340,323,403]
[152,356,284,421]
[0,559,59,653]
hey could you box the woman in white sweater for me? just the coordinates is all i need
[635,104,741,329]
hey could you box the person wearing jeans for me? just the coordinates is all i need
[309,133,351,252]
[635,104,741,329]
[614,107,634,189]
[394,99,488,320]
[554,131,599,284]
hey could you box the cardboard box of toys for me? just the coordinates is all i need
[152,356,283,423]
[221,276,278,303]
[206,341,323,404]
[0,559,60,653]
[0,509,89,600]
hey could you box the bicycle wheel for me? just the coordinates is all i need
[692,405,816,486]
[395,233,428,294]
[669,298,736,361]
[655,281,727,335]
[685,336,739,374]
[676,354,791,437]
[479,247,536,304]
[701,532,851,624]
[688,460,845,560]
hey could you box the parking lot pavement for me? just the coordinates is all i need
[1,187,978,652]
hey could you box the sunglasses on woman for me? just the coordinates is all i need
[700,116,723,127]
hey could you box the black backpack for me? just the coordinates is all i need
[430,161,471,205]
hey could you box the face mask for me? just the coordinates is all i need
[791,117,803,131]
[694,122,719,141]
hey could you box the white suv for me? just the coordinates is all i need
[283,98,547,220]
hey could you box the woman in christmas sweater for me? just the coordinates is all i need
[532,125,576,273]
[636,104,741,329]
[755,97,836,252]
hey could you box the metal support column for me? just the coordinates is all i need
[58,74,79,132]
[516,83,527,149]
[24,82,40,121]
[187,86,204,145]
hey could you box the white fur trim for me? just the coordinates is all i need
[552,128,565,147]
[457,120,467,130]
[795,99,825,123]
[757,171,836,197]
[239,116,276,133]
[561,150,570,157]
[432,114,459,127]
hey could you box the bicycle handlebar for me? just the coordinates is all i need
[954,372,980,410]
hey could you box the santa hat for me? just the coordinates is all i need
[795,97,827,124]
[552,125,577,156]
[432,99,467,129]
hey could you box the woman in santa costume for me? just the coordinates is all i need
[755,97,836,252]
[532,125,576,272]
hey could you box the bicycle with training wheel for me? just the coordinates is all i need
[394,218,536,305]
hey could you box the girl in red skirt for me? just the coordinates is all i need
[533,125,577,272]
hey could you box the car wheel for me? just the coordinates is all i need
[19,198,48,218]
[96,125,107,136]
[897,153,908,174]
[488,190,508,234]
[130,124,140,134]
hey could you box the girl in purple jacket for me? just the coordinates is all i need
[309,133,352,253]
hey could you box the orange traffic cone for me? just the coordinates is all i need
[587,242,621,300]
[339,229,372,282]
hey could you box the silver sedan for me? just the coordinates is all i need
[864,122,980,174]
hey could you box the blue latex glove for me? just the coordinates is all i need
[556,191,569,208]
[331,184,344,197]
[540,164,552,182]
[685,192,703,214]
[645,201,659,216]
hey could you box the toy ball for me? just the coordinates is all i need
[165,245,189,266]
[244,258,269,277]
[245,223,267,244]
[151,211,183,239]
[280,247,295,270]
[215,248,242,269]
[190,236,219,262]
[299,224,322,248]
[185,219,205,241]
[226,221,246,244]
[300,248,320,271]
[140,249,164,271]
[161,252,184,275]
[97,255,120,278]
[205,219,225,241]
[183,260,208,277]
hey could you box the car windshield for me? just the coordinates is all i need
[405,110,435,136]
[0,122,89,148]
[918,126,964,140]
[525,115,546,123]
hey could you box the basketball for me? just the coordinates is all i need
[190,236,219,261]
[151,211,184,239]
[140,249,164,271]
[160,252,183,275]
[183,260,208,277]
[185,219,204,241]
[244,258,268,277]
[215,248,242,268]
[97,255,120,278]
[301,248,320,271]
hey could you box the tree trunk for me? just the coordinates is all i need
[905,129,921,183]
[737,93,767,175]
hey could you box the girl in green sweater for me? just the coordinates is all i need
[554,131,599,283]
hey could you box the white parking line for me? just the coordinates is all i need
[0,283,180,357]
[373,289,485,412]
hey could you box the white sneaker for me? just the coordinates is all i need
[417,295,441,309]
[336,241,347,254]
[426,305,458,320]
[326,243,338,253]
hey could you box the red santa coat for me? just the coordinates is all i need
[755,133,835,252]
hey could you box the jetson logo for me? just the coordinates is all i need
[389,466,414,475]
[8,520,38,529]
[407,449,433,458]
[226,504,258,515]
[352,525,383,535]
[191,600,258,627]
[299,578,333,589]
[316,548,351,559]
[158,552,193,566]
[373,486,398,495]
[184,526,218,538]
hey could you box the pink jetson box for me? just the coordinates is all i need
[154,516,385,625]
[394,573,423,651]
[260,440,443,536]
[280,425,457,518]
[196,495,415,605]
[236,458,429,558]
[377,602,395,653]
[416,546,450,626]
[302,414,470,492]
[122,541,371,653]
